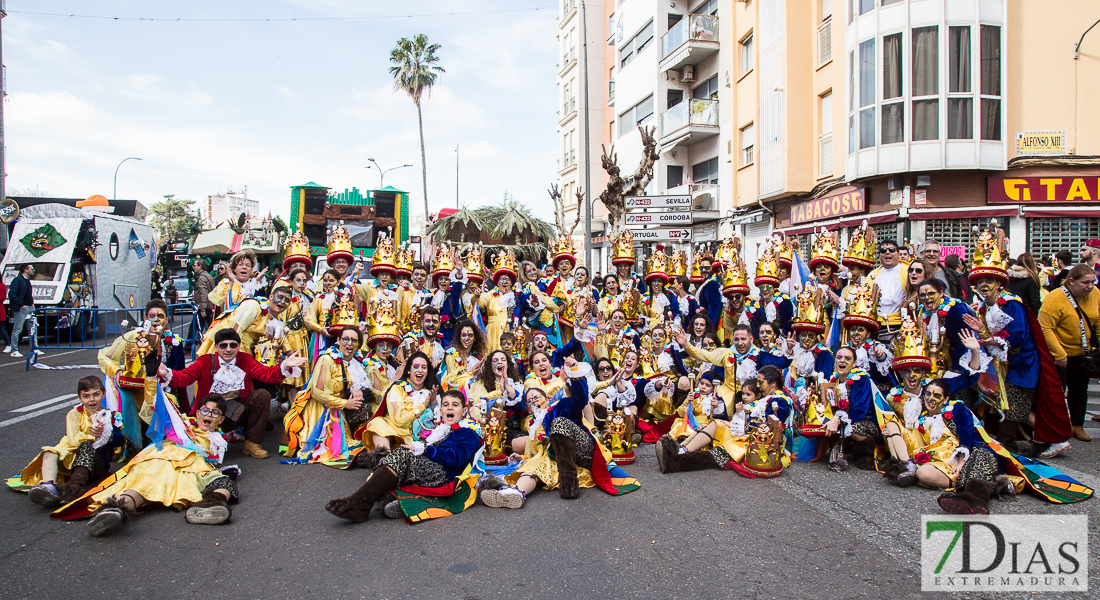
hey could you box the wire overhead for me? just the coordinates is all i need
[6,6,556,23]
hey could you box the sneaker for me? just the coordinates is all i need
[33,349,45,356]
[1038,441,1070,459]
[481,486,525,509]
[185,503,231,525]
[10,351,22,358]
[383,500,403,519]
[86,507,125,537]
[28,482,61,507]
[2,345,9,353]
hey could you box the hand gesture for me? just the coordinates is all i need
[345,392,363,411]
[962,313,985,333]
[254,267,269,281]
[959,329,982,351]
[468,358,484,375]
[710,396,721,409]
[282,351,307,369]
[562,355,578,368]
[673,327,688,347]
[89,421,104,438]
[784,331,796,353]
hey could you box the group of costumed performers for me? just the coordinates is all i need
[10,219,1095,531]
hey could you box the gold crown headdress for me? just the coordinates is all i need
[891,307,932,371]
[754,242,781,287]
[395,241,414,278]
[842,220,876,271]
[790,287,827,334]
[370,228,398,277]
[840,278,880,334]
[610,229,636,267]
[431,243,456,285]
[644,251,668,285]
[772,235,793,270]
[968,219,1008,285]
[689,243,712,284]
[713,238,737,268]
[809,227,840,271]
[720,238,749,296]
[326,221,354,263]
[491,250,517,286]
[550,234,576,269]
[666,250,687,279]
[367,293,401,347]
[282,231,313,270]
[463,243,485,284]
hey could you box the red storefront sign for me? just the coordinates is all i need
[790,188,867,225]
[988,177,1100,203]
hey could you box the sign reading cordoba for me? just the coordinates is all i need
[629,228,693,241]
[625,211,694,226]
[790,188,867,225]
[625,195,692,209]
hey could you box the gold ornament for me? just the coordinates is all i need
[610,229,636,267]
[666,250,687,279]
[891,308,932,371]
[326,221,354,264]
[791,287,827,334]
[644,252,668,285]
[463,243,485,284]
[370,228,397,277]
[841,279,880,335]
[809,228,840,271]
[367,293,401,347]
[754,243,781,287]
[491,251,518,286]
[395,242,415,279]
[842,220,876,271]
[550,234,577,270]
[968,219,1008,285]
[331,289,359,327]
[431,244,456,286]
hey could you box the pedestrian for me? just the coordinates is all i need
[1046,249,1074,291]
[943,254,971,302]
[164,279,179,305]
[190,258,216,348]
[1038,263,1100,440]
[0,277,10,353]
[8,263,42,358]
[1007,253,1042,315]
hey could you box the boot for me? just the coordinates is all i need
[356,447,390,470]
[845,436,879,471]
[828,439,849,472]
[1072,425,1092,442]
[59,466,92,504]
[242,441,270,459]
[185,491,232,525]
[550,432,579,499]
[658,435,717,473]
[86,495,134,537]
[325,466,399,522]
[998,421,1020,452]
[937,479,994,515]
[592,403,608,429]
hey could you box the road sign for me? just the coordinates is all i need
[625,211,694,227]
[628,228,693,242]
[625,195,692,210]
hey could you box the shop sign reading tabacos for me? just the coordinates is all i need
[790,188,867,225]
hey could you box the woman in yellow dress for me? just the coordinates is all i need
[666,373,726,441]
[208,249,268,313]
[441,319,485,391]
[466,349,524,460]
[282,326,374,464]
[68,395,239,536]
[476,255,519,353]
[276,269,314,401]
[356,351,440,465]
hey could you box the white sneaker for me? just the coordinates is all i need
[33,349,45,356]
[2,346,9,353]
[10,351,22,358]
[1038,441,1070,459]
[481,486,525,509]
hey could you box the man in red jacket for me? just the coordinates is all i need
[157,328,306,459]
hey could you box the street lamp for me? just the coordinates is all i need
[365,159,413,189]
[113,157,142,200]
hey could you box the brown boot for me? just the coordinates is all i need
[592,403,608,429]
[998,421,1020,452]
[242,441,270,459]
[59,466,92,504]
[185,491,232,525]
[550,432,579,499]
[326,466,399,522]
[1072,426,1092,442]
[937,479,994,515]
[657,435,717,473]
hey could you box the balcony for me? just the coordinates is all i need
[659,14,719,73]
[659,98,719,146]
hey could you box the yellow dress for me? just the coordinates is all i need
[359,381,432,450]
[477,290,516,353]
[208,277,263,312]
[363,353,395,398]
[667,393,717,440]
[197,298,274,356]
[282,353,364,462]
[880,410,961,484]
[441,348,479,391]
[277,292,311,387]
[87,432,225,511]
[97,329,161,410]
[20,407,98,486]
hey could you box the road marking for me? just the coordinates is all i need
[11,394,77,413]
[0,403,74,428]
[0,349,89,368]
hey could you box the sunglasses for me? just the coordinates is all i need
[911,269,924,275]
[879,248,898,254]
[598,366,615,373]
[198,407,223,418]
[217,342,239,350]
[340,336,359,343]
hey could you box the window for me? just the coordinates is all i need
[821,0,832,20]
[693,157,719,185]
[740,33,753,75]
[668,88,684,108]
[619,20,654,67]
[693,76,719,100]
[858,0,874,15]
[562,130,576,167]
[948,98,973,139]
[695,0,718,16]
[667,165,684,188]
[819,92,833,176]
[881,33,903,144]
[818,18,832,65]
[1029,218,1100,260]
[858,39,875,148]
[740,123,755,167]
[911,26,939,141]
[619,94,654,135]
[948,26,971,93]
[980,25,1001,141]
[848,50,855,152]
[881,0,903,5]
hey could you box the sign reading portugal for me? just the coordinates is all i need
[790,188,867,225]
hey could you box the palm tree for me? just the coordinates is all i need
[389,34,445,228]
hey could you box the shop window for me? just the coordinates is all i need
[1028,218,1100,261]
[923,218,990,257]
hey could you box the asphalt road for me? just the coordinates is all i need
[1,347,1098,599]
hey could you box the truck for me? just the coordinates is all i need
[1,202,158,332]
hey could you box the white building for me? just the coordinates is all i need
[201,189,260,228]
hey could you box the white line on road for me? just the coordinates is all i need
[0,402,74,428]
[11,394,78,413]
[0,349,89,368]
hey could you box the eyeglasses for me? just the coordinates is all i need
[598,366,615,373]
[879,248,898,254]
[918,292,939,300]
[340,337,359,343]
[217,342,239,350]
[198,407,223,418]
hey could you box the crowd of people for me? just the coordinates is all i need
[11,220,1097,535]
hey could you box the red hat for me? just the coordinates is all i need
[1087,239,1100,249]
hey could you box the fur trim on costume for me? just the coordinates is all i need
[325,466,399,522]
[992,474,1017,499]
[356,448,390,470]
[880,456,907,480]
[843,436,879,471]
[477,473,507,492]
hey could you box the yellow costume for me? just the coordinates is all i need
[276,290,312,387]
[197,298,278,356]
[20,407,101,486]
[358,381,432,450]
[282,352,369,463]
[667,392,718,440]
[477,290,516,354]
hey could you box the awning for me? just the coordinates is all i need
[1021,207,1100,219]
[908,206,1019,220]
[775,210,897,236]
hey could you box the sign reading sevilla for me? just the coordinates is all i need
[988,177,1100,204]
[789,188,867,225]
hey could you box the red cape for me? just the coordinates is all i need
[1025,307,1072,444]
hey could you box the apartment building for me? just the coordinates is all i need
[201,189,260,228]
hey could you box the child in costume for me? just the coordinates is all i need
[19,376,123,507]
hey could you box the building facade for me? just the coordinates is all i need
[201,189,260,229]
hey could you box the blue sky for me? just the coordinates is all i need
[3,1,560,226]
